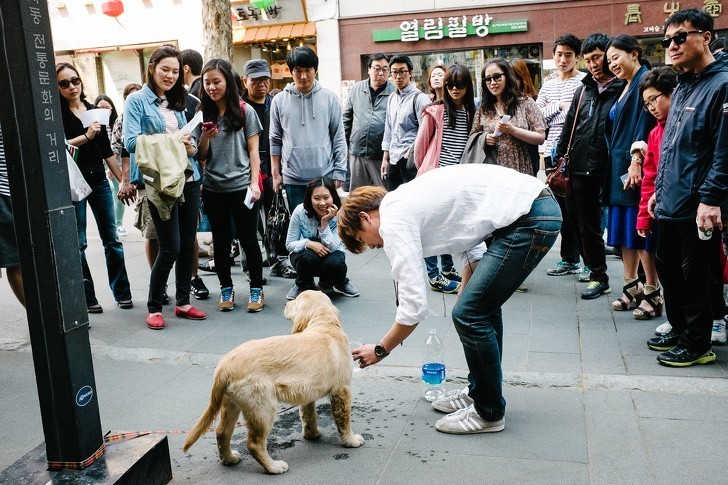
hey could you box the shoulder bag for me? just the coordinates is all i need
[545,87,585,198]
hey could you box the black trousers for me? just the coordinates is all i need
[203,189,264,289]
[545,157,580,265]
[566,174,608,284]
[385,156,416,192]
[290,249,348,288]
[147,180,200,312]
[656,220,725,353]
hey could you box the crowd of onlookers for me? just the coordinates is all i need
[0,8,726,367]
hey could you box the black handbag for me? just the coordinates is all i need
[266,190,291,256]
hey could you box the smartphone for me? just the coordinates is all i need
[620,172,629,188]
[493,115,511,136]
[202,121,215,130]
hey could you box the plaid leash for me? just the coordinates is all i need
[102,404,298,445]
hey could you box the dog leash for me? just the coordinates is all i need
[102,404,299,445]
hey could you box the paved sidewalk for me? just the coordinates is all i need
[1,215,727,484]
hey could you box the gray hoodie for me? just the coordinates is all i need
[269,80,347,185]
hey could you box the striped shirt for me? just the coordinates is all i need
[159,99,179,134]
[0,127,9,197]
[439,108,469,166]
[536,70,586,154]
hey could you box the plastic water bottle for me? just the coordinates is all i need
[422,328,445,402]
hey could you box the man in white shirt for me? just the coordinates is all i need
[339,164,562,435]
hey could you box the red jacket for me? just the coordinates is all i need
[636,120,665,232]
[412,104,444,176]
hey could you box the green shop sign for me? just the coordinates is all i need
[373,16,528,43]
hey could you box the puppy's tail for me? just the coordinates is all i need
[182,373,226,452]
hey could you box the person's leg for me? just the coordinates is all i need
[146,239,159,269]
[6,266,25,307]
[424,256,440,279]
[451,194,561,421]
[440,254,455,274]
[73,197,98,307]
[86,177,131,302]
[232,191,264,289]
[290,250,321,289]
[173,181,201,308]
[612,248,642,309]
[655,221,686,333]
[109,177,125,228]
[147,200,180,313]
[284,184,307,211]
[203,190,234,289]
[319,250,347,287]
[363,157,385,187]
[556,195,580,265]
[572,174,608,284]
[385,161,403,191]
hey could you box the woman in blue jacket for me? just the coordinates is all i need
[284,178,359,300]
[604,35,659,319]
[123,46,204,330]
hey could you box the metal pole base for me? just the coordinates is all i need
[0,435,172,485]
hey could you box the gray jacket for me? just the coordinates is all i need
[270,81,348,184]
[343,79,395,160]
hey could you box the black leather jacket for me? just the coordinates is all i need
[554,74,625,176]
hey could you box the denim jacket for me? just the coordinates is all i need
[285,204,344,254]
[123,84,200,187]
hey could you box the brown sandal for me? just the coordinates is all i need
[633,285,663,320]
[612,279,643,311]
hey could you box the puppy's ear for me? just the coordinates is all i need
[291,314,309,334]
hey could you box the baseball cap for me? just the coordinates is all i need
[244,59,271,79]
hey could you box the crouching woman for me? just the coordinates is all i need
[285,178,359,300]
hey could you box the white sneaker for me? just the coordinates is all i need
[654,322,673,336]
[435,404,505,435]
[711,318,727,345]
[431,386,474,413]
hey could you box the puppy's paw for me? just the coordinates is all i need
[303,427,321,441]
[265,460,289,475]
[342,433,365,448]
[221,450,241,466]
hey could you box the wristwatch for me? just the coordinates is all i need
[374,343,389,358]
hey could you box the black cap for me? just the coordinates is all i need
[244,59,271,79]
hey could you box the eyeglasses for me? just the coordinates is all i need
[370,67,390,75]
[660,30,704,48]
[445,81,467,90]
[483,73,505,84]
[58,77,82,89]
[391,69,411,78]
[250,77,270,84]
[642,93,664,111]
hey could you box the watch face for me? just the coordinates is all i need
[375,345,387,357]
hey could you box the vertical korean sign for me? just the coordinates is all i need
[0,0,104,470]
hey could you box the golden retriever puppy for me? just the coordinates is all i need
[183,290,364,474]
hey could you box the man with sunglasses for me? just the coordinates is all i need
[343,53,395,190]
[380,54,430,191]
[647,9,728,366]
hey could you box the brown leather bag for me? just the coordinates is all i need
[545,87,586,197]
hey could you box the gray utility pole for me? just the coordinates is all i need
[0,3,172,482]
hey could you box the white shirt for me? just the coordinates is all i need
[379,164,545,326]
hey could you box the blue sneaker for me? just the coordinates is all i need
[429,274,460,294]
[247,288,264,313]
[219,286,234,312]
[442,268,462,283]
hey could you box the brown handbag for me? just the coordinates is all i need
[545,87,586,197]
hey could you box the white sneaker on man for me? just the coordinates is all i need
[435,404,505,434]
[431,387,474,413]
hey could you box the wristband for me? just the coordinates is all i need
[83,133,90,142]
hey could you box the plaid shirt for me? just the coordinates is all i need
[110,113,124,157]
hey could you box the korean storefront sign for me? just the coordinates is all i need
[625,1,723,33]
[372,15,528,43]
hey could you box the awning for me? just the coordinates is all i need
[234,21,316,44]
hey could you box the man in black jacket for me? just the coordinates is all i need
[646,9,728,366]
[555,33,624,300]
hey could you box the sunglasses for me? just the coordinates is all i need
[445,81,467,90]
[58,77,82,89]
[483,73,505,84]
[660,30,704,49]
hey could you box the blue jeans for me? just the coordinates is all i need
[452,191,561,421]
[284,184,307,212]
[425,254,454,278]
[73,175,131,305]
